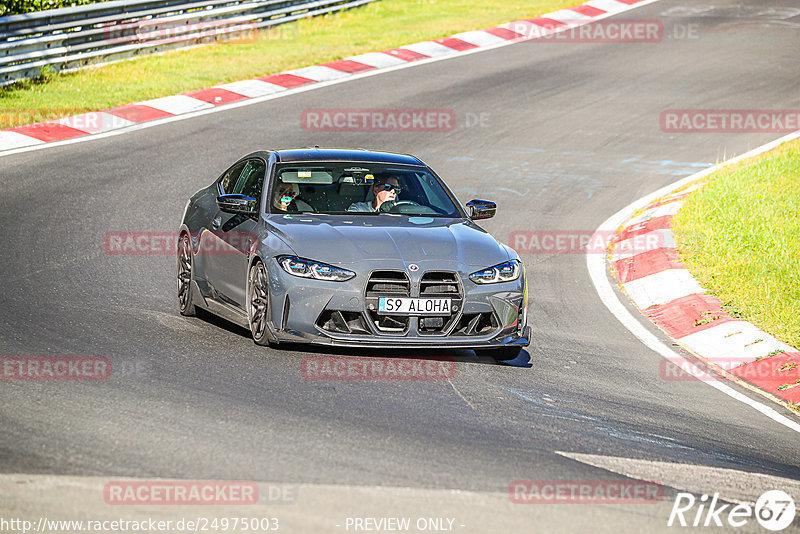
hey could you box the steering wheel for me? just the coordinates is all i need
[378,200,419,213]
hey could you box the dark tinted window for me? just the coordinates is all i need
[271,162,461,216]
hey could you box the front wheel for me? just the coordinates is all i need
[476,346,523,362]
[247,261,272,346]
[177,233,196,317]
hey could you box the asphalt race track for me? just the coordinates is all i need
[1,0,799,531]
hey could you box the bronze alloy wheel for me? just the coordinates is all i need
[248,261,271,346]
[177,233,196,317]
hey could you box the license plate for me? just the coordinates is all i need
[378,297,451,315]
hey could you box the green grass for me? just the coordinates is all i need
[672,139,800,349]
[0,0,576,128]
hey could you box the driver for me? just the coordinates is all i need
[347,175,402,212]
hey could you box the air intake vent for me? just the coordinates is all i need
[453,312,499,336]
[366,271,410,297]
[317,310,370,334]
[420,271,461,297]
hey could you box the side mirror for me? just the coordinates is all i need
[466,199,496,220]
[217,193,258,216]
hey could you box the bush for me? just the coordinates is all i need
[0,0,112,17]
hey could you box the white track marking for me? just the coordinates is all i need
[345,51,407,68]
[585,0,629,11]
[449,30,508,47]
[587,130,800,434]
[679,321,794,361]
[215,79,286,97]
[138,95,214,114]
[0,131,44,149]
[284,65,351,81]
[547,9,593,22]
[401,41,458,57]
[621,269,704,309]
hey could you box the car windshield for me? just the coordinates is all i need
[269,162,462,217]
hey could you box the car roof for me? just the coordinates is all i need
[272,148,425,166]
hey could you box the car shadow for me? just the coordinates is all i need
[191,308,532,367]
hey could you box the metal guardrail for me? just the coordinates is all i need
[0,0,377,86]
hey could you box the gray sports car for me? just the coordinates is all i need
[178,148,530,360]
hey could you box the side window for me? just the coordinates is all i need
[234,160,266,200]
[218,162,247,195]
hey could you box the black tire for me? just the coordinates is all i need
[476,346,523,362]
[247,261,272,346]
[177,233,196,317]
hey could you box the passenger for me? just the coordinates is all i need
[274,183,300,212]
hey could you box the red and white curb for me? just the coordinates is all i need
[0,0,656,154]
[608,140,800,406]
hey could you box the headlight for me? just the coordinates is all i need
[469,259,521,284]
[277,255,355,282]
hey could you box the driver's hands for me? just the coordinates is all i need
[378,200,397,213]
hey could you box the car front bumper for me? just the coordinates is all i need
[265,258,529,349]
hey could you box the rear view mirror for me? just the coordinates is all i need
[466,199,496,220]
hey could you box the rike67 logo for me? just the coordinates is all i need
[668,490,796,531]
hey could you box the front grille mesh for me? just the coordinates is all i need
[316,270,499,338]
[420,272,461,297]
[366,271,410,297]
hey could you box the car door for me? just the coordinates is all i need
[200,158,265,309]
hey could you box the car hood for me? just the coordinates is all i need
[265,215,509,268]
